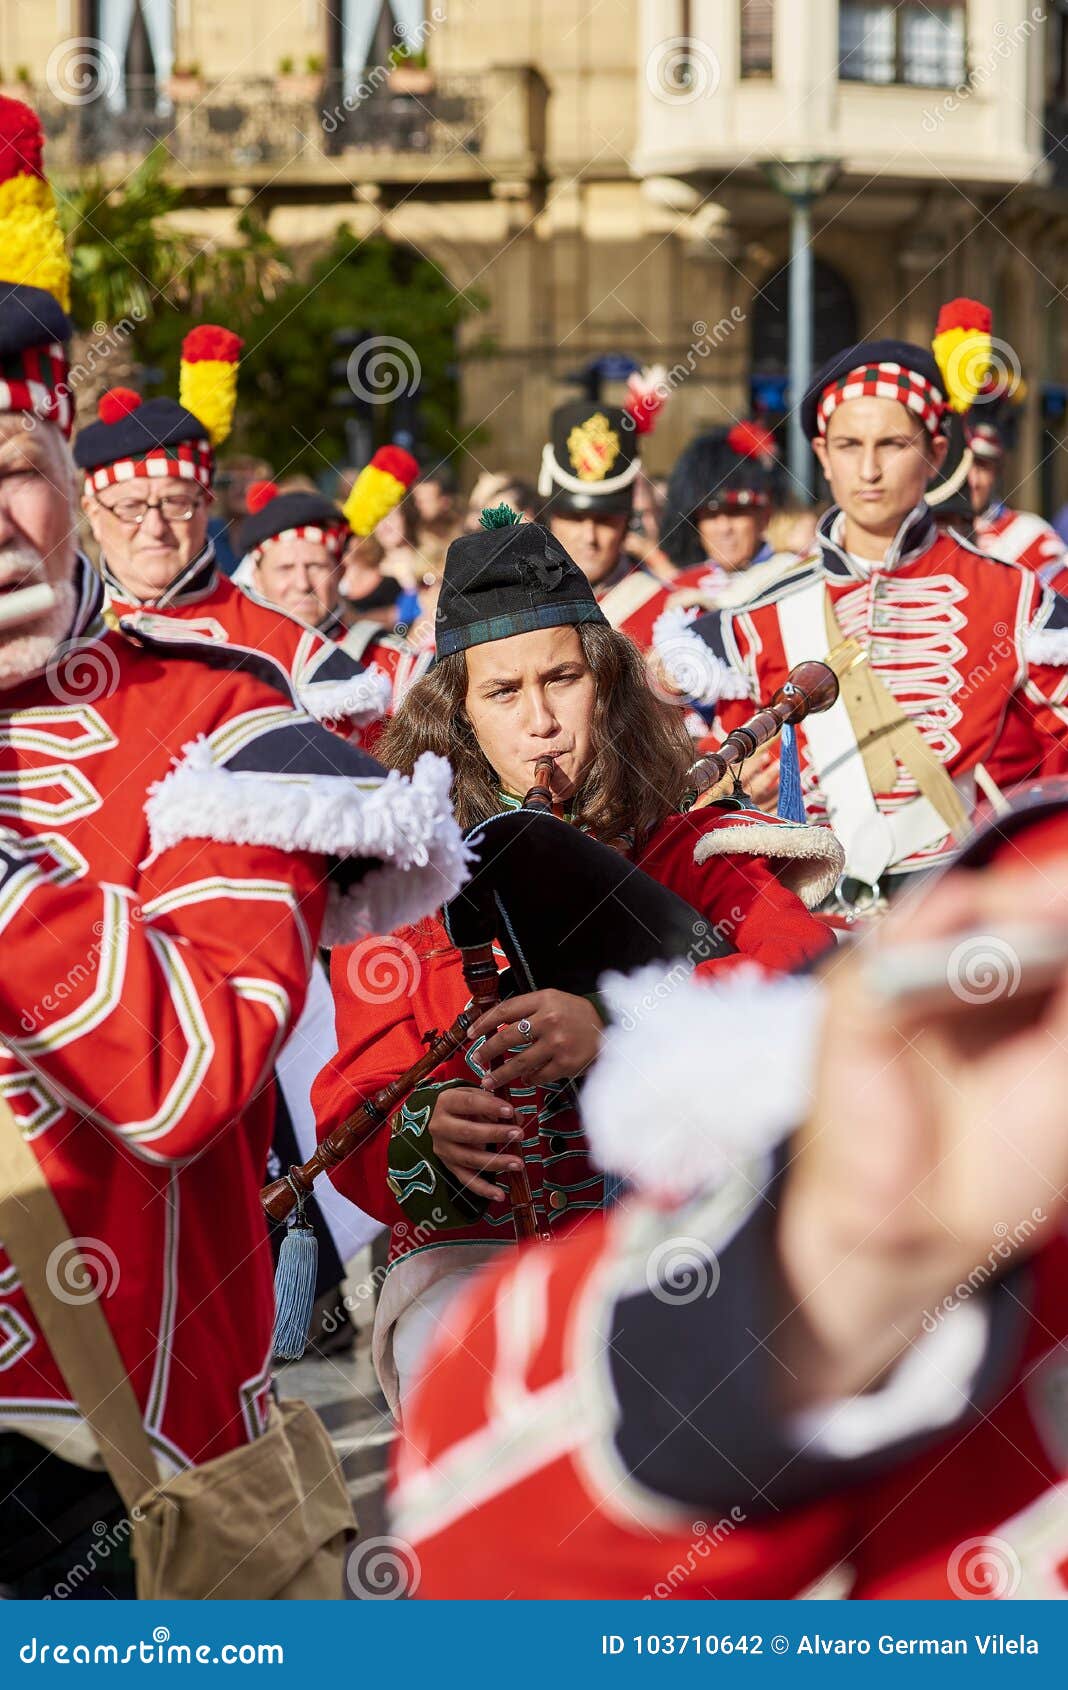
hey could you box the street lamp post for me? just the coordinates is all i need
[759,157,842,497]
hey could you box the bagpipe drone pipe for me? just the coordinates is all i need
[261,660,839,1244]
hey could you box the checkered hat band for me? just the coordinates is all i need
[84,438,214,495]
[0,343,74,438]
[247,523,349,565]
[817,363,945,436]
[706,490,771,511]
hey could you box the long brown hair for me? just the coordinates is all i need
[380,623,693,845]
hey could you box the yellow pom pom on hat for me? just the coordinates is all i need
[931,297,993,415]
[342,445,420,537]
[0,95,75,435]
[178,324,243,447]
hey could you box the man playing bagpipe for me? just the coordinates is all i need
[0,96,466,1598]
[392,780,1068,1600]
[75,344,401,737]
[655,300,1068,908]
[311,506,844,1413]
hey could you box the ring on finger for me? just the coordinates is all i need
[516,1016,535,1045]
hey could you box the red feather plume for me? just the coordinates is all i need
[934,297,992,337]
[0,96,45,184]
[181,325,244,364]
[97,387,143,424]
[245,480,279,514]
[370,445,420,488]
[726,420,778,463]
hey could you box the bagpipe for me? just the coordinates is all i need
[260,658,839,1269]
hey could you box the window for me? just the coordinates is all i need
[91,0,174,110]
[741,1,775,77]
[839,2,967,88]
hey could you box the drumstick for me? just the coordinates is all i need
[0,583,56,629]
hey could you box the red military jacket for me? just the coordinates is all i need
[393,1167,1068,1601]
[102,543,389,731]
[0,561,462,1475]
[974,503,1065,574]
[312,805,840,1403]
[656,506,1068,879]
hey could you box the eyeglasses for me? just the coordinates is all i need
[95,494,205,525]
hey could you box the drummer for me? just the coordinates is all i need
[311,506,842,1413]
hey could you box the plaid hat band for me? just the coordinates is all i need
[84,438,214,496]
[246,523,348,566]
[0,340,73,438]
[817,362,945,437]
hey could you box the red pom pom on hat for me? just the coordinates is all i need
[935,297,992,337]
[726,420,778,462]
[370,445,420,488]
[97,387,143,425]
[181,325,244,363]
[0,96,45,184]
[245,480,279,514]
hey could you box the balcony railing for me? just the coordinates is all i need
[29,71,487,176]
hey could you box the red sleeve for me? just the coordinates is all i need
[311,925,441,1226]
[0,834,326,1164]
[636,815,834,974]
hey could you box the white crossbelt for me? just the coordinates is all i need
[778,579,968,883]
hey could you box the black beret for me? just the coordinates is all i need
[73,397,209,472]
[436,510,607,659]
[800,339,944,441]
[0,281,71,358]
[237,490,348,558]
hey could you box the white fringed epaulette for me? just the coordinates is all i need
[296,665,392,726]
[582,966,823,1201]
[145,743,472,946]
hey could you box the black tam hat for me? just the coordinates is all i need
[436,505,608,659]
[236,482,350,562]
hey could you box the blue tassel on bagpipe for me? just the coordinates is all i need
[777,721,806,824]
[271,1192,318,1361]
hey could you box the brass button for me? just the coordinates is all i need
[548,1135,567,1154]
[548,1191,568,1212]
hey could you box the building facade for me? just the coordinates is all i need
[6,1,1068,508]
